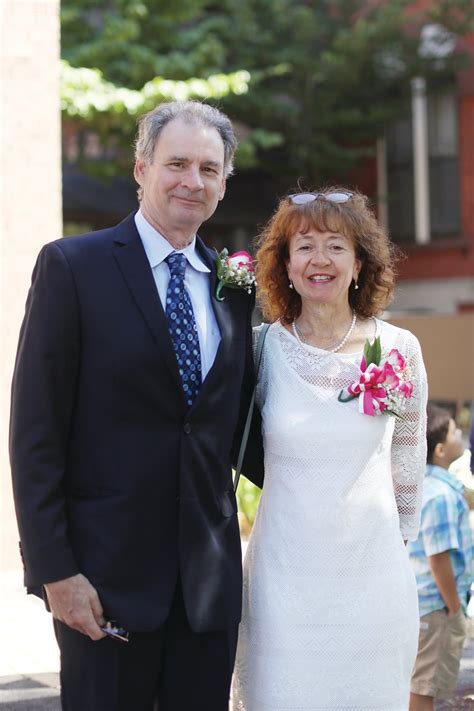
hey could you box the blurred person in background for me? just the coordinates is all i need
[409,404,472,711]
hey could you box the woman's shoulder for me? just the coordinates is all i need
[376,318,422,350]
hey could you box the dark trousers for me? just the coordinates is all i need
[53,584,238,711]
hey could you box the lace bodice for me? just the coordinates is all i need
[253,318,427,541]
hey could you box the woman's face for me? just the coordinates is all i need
[287,227,361,309]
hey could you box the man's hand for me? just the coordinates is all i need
[44,573,106,640]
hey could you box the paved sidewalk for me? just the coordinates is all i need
[0,571,60,709]
[1,569,473,709]
[435,624,474,709]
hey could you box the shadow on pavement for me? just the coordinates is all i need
[0,673,60,710]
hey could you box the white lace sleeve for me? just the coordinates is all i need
[391,331,428,541]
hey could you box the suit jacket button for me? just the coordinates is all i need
[183,422,192,434]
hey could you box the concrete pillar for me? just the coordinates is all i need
[0,0,62,570]
[411,77,431,245]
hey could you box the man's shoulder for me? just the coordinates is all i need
[48,213,137,260]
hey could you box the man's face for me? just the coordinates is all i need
[134,118,226,239]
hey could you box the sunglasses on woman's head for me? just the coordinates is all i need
[288,191,353,205]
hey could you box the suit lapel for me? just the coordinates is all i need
[193,237,234,403]
[112,214,185,400]
[195,237,233,350]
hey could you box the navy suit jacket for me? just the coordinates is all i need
[10,213,263,633]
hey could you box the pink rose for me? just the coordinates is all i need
[399,381,414,398]
[380,362,400,391]
[386,348,406,371]
[227,251,254,271]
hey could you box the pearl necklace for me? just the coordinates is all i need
[292,310,357,353]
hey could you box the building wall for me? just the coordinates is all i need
[0,0,62,570]
[380,27,474,314]
[397,92,474,286]
[388,314,474,411]
[391,277,474,314]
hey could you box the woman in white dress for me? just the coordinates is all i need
[233,189,428,710]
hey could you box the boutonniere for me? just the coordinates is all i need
[338,336,414,417]
[215,248,256,301]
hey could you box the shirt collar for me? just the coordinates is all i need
[426,464,464,493]
[135,210,210,273]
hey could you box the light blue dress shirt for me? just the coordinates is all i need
[134,210,221,380]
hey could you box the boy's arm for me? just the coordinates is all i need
[428,551,461,615]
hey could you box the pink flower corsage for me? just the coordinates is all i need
[215,248,256,301]
[338,336,414,417]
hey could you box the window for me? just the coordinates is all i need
[386,91,460,243]
[427,93,460,237]
[386,115,415,242]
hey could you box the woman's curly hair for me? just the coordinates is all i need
[255,188,398,324]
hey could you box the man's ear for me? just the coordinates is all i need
[218,177,226,201]
[134,159,146,185]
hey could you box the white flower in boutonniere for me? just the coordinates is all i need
[338,336,414,417]
[215,248,256,301]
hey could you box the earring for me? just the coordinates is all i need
[354,279,359,290]
[289,279,294,289]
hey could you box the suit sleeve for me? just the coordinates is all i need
[10,242,81,588]
[231,294,264,489]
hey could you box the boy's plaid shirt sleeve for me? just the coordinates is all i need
[420,493,461,557]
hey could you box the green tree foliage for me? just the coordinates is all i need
[61,0,225,87]
[216,0,473,182]
[61,0,474,184]
[236,477,261,536]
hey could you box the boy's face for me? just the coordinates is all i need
[439,419,464,466]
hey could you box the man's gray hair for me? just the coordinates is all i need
[135,100,237,178]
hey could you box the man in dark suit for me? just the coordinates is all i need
[10,100,263,710]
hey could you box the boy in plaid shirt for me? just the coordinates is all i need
[409,404,472,710]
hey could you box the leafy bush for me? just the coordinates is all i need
[236,476,261,538]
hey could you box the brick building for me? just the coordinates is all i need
[371,24,474,413]
[368,29,474,317]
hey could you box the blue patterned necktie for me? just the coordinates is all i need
[165,252,202,407]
